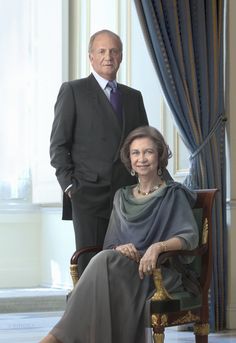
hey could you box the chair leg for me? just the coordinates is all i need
[194,323,209,343]
[151,314,166,343]
[153,331,164,343]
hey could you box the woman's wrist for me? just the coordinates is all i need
[157,241,168,253]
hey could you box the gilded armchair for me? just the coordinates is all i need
[70,188,217,343]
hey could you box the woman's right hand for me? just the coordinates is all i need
[138,243,163,279]
[115,243,141,263]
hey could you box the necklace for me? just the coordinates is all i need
[137,182,162,196]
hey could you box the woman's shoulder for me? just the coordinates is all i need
[165,181,197,206]
[114,185,135,199]
[114,182,196,207]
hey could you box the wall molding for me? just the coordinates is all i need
[226,304,236,329]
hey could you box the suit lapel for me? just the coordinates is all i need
[87,74,122,136]
[112,83,130,161]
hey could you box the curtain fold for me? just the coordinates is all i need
[135,0,226,331]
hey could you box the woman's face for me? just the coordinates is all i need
[129,137,158,178]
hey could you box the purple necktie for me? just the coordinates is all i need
[107,81,123,123]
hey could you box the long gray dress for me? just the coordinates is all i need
[50,181,199,343]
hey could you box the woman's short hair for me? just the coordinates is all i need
[120,126,172,173]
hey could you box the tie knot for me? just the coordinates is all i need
[107,81,117,92]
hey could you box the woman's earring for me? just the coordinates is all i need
[157,168,163,177]
[130,169,135,176]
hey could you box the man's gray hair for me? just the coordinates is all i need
[88,29,123,53]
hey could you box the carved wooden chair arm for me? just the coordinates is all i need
[152,246,206,302]
[70,246,102,287]
[156,245,207,267]
[70,246,103,265]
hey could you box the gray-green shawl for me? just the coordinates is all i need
[103,181,198,255]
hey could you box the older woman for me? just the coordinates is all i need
[40,126,199,343]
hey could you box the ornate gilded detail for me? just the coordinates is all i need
[152,314,159,327]
[202,218,209,244]
[151,314,168,327]
[160,314,168,326]
[153,332,164,343]
[172,311,200,325]
[151,268,173,301]
[194,323,210,335]
[70,264,79,287]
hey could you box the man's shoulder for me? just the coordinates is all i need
[67,74,94,88]
[59,74,97,95]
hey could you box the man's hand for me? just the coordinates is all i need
[65,184,73,198]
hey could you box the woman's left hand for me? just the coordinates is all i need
[138,243,162,279]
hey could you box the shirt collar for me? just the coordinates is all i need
[92,70,117,90]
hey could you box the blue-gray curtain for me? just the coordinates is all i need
[134,0,226,331]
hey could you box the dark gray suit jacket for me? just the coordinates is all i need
[50,74,148,219]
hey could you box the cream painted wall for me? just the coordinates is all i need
[40,208,74,290]
[0,207,75,289]
[0,208,41,287]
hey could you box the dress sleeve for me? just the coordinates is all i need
[160,183,199,252]
[164,185,199,264]
[173,188,199,251]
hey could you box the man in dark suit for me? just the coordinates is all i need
[50,29,148,274]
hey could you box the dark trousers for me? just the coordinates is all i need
[71,198,109,276]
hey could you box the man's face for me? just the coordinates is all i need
[89,33,122,80]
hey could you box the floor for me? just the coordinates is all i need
[0,311,236,343]
[0,288,235,343]
[0,311,62,343]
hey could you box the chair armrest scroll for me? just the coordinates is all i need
[152,247,206,302]
[70,245,103,265]
[70,245,102,288]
